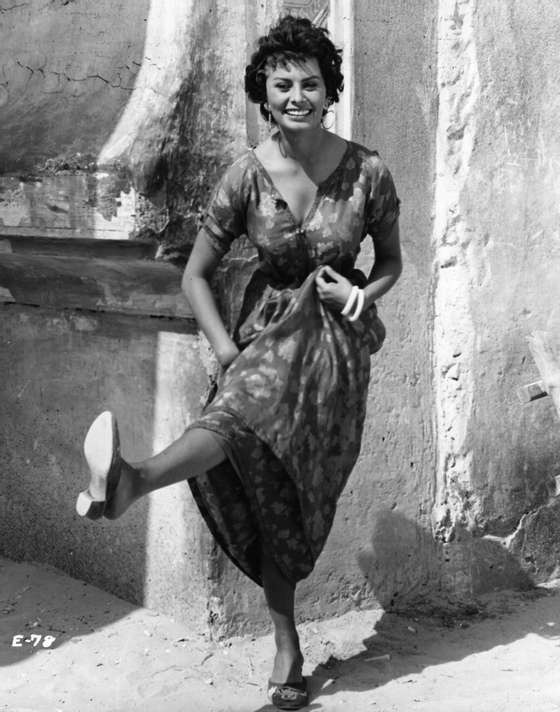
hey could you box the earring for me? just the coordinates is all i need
[264,104,273,131]
[321,108,335,130]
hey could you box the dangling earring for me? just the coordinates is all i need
[264,103,273,132]
[321,102,335,130]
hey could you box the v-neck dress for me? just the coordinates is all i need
[187,140,400,586]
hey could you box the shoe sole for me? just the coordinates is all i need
[268,678,308,710]
[76,411,118,519]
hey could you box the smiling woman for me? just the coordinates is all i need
[252,57,348,225]
[75,14,401,711]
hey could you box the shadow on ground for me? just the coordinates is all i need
[297,509,559,709]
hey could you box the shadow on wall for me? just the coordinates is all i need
[357,510,533,613]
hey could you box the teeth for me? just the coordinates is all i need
[285,109,311,116]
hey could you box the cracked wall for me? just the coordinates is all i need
[0,0,250,252]
[0,0,149,238]
[0,0,148,171]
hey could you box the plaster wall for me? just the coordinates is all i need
[0,0,248,250]
[431,0,560,589]
[348,0,441,607]
[0,303,213,631]
[0,0,148,172]
[466,0,560,536]
[0,0,149,237]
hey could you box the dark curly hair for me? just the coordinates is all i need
[244,15,344,123]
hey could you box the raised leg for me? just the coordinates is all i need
[107,427,226,519]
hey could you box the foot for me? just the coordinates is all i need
[271,647,304,685]
[76,411,140,520]
[268,648,308,709]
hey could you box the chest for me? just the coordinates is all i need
[246,175,367,269]
[265,165,319,225]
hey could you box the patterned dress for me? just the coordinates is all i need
[187,140,400,586]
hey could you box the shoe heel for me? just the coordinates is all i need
[76,489,106,519]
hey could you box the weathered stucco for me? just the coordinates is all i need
[348,0,440,607]
[0,1,148,172]
[0,0,248,254]
[468,0,560,539]
[1,0,560,638]
[0,302,212,631]
[431,0,560,589]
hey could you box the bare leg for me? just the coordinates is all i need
[106,428,225,519]
[261,548,303,684]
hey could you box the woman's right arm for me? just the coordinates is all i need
[182,234,240,369]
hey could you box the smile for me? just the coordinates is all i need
[284,109,312,117]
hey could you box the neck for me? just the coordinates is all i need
[276,127,326,165]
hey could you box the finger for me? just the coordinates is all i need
[317,291,336,304]
[321,265,341,282]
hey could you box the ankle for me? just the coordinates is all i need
[128,461,149,497]
[274,628,300,652]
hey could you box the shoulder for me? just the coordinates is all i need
[210,150,260,209]
[345,140,394,182]
[218,150,258,185]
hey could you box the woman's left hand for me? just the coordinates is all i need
[315,265,353,312]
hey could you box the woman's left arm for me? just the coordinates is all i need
[315,220,402,312]
[363,220,402,309]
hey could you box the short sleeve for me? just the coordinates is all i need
[200,158,248,257]
[365,160,400,244]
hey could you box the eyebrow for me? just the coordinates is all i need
[272,74,322,81]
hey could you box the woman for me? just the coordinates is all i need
[76,15,401,710]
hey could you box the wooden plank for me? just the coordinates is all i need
[0,253,195,320]
[0,225,126,240]
[0,234,157,260]
[527,331,560,419]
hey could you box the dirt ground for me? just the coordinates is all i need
[1,556,560,712]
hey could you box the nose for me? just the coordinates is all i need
[289,83,305,104]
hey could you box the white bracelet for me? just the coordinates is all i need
[341,285,359,316]
[348,288,365,322]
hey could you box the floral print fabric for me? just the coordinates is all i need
[187,140,399,586]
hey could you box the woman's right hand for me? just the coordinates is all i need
[217,342,240,370]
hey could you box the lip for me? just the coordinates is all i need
[283,109,313,120]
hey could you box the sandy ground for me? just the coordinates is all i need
[1,557,560,712]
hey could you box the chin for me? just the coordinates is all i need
[281,117,321,131]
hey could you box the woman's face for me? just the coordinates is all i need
[264,56,327,133]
